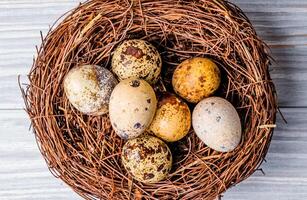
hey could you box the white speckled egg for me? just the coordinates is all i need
[111,39,162,84]
[192,97,242,152]
[121,134,172,183]
[63,65,118,115]
[109,79,157,139]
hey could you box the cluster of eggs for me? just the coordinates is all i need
[63,39,242,184]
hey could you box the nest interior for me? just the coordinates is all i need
[22,0,277,199]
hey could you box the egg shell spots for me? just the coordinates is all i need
[121,134,172,183]
[112,39,162,84]
[149,93,191,142]
[63,65,118,115]
[172,57,221,103]
[192,97,242,152]
[109,79,157,139]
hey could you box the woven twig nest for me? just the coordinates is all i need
[21,0,277,199]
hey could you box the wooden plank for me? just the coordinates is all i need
[223,108,307,200]
[0,110,81,200]
[0,0,307,108]
[0,108,306,199]
[270,47,307,108]
[233,0,307,107]
[223,179,307,200]
[0,0,80,109]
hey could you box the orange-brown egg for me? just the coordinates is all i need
[172,57,221,103]
[149,93,191,142]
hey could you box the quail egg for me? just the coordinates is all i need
[121,134,172,183]
[149,92,191,142]
[109,79,157,139]
[172,57,221,103]
[63,65,118,115]
[112,39,162,84]
[192,97,242,152]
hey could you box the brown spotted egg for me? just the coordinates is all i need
[109,79,157,139]
[121,134,172,183]
[172,57,221,103]
[111,39,162,84]
[149,92,191,142]
[63,65,118,115]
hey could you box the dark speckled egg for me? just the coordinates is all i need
[121,134,172,184]
[63,65,118,115]
[111,39,162,84]
[109,79,157,139]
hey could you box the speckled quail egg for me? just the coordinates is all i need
[109,79,157,139]
[192,97,242,152]
[149,92,191,142]
[172,57,221,103]
[63,65,118,115]
[111,39,162,84]
[121,134,172,183]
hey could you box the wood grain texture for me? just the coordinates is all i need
[224,108,307,199]
[0,0,80,109]
[0,110,81,200]
[233,0,307,108]
[0,0,307,108]
[0,108,305,200]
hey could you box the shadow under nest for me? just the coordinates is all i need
[21,0,277,199]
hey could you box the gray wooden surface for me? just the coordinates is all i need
[0,0,306,199]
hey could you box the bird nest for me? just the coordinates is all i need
[21,0,277,199]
